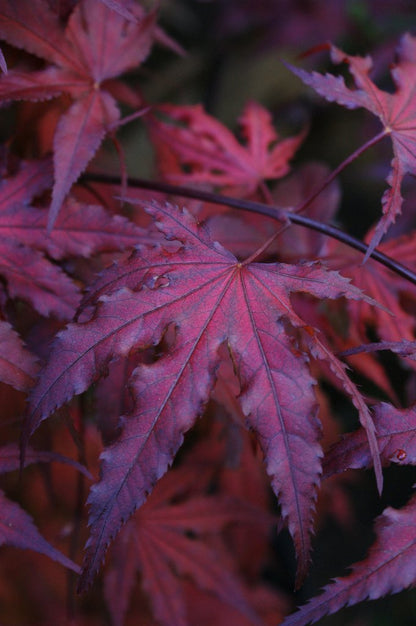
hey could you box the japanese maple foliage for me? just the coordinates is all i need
[288,33,416,260]
[0,1,416,625]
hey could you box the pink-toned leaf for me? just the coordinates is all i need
[150,101,305,194]
[281,493,416,626]
[0,489,80,573]
[65,0,155,81]
[27,202,376,589]
[138,527,260,624]
[49,90,120,228]
[289,33,416,257]
[324,403,416,477]
[0,0,157,225]
[0,161,89,318]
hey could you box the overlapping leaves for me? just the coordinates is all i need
[0,0,157,226]
[0,158,151,319]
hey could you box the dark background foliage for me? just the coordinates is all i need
[1,1,416,625]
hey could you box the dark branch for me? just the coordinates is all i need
[81,172,416,286]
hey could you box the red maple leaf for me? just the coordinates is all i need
[288,33,416,258]
[150,101,306,197]
[0,0,157,226]
[26,201,382,590]
[104,467,272,626]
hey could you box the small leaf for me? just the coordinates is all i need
[281,493,416,626]
[288,34,416,257]
[0,490,80,573]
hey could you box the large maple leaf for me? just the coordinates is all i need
[0,0,157,227]
[288,33,416,258]
[26,201,381,589]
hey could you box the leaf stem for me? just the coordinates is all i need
[81,171,416,286]
[293,130,388,215]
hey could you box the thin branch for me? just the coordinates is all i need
[293,130,388,215]
[81,172,416,286]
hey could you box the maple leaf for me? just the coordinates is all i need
[26,202,380,590]
[150,101,306,196]
[0,0,157,226]
[324,403,416,477]
[288,33,416,258]
[104,467,271,626]
[281,492,416,626]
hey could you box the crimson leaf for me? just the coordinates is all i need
[150,101,305,195]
